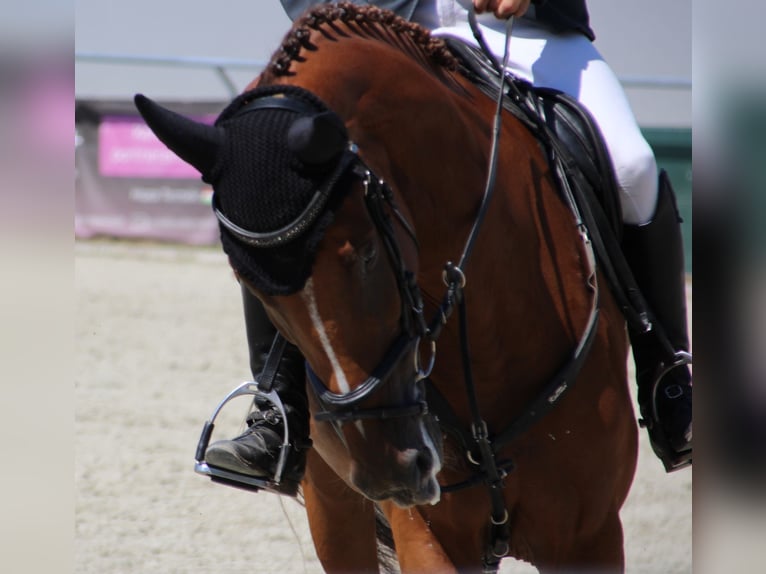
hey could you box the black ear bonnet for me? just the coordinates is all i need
[134,85,354,295]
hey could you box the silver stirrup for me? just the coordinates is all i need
[640,351,693,472]
[193,381,292,493]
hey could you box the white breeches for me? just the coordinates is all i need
[431,7,659,224]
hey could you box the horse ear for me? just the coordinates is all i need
[133,94,224,180]
[286,111,348,166]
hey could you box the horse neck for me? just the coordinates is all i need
[263,8,543,267]
[271,23,596,403]
[368,87,597,408]
[271,26,484,254]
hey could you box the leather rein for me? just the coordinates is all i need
[217,23,601,569]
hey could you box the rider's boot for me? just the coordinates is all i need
[623,170,693,472]
[204,283,311,494]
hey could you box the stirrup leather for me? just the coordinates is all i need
[194,381,298,496]
[638,351,693,472]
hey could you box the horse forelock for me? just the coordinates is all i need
[264,3,459,81]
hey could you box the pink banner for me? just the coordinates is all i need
[98,115,214,178]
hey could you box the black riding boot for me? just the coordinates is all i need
[205,284,311,495]
[623,170,692,472]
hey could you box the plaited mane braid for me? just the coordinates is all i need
[266,2,459,79]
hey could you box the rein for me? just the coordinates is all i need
[218,19,601,570]
[433,15,600,572]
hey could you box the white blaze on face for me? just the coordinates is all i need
[301,279,366,437]
[301,278,351,394]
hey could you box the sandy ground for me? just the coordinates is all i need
[75,240,692,573]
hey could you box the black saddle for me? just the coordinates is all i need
[444,35,661,336]
[443,35,623,239]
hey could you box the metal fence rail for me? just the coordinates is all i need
[76,52,268,97]
[75,52,692,97]
[75,52,692,270]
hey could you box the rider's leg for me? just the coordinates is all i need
[432,16,659,226]
[545,37,693,469]
[622,171,692,470]
[488,22,692,469]
[545,38,693,470]
[205,282,311,491]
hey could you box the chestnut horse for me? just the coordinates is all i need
[257,7,637,570]
[148,4,638,572]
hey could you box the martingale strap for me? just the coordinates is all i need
[430,15,604,574]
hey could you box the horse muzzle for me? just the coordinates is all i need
[306,332,444,506]
[347,411,443,507]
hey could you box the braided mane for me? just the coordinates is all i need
[265,3,459,79]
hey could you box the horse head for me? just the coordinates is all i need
[135,77,443,507]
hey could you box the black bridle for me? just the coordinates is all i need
[303,157,438,424]
[213,91,437,424]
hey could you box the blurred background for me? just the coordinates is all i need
[73,0,692,121]
[73,1,694,254]
[2,0,764,572]
[693,2,766,573]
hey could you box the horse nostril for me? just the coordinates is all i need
[397,448,428,476]
[415,449,433,477]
